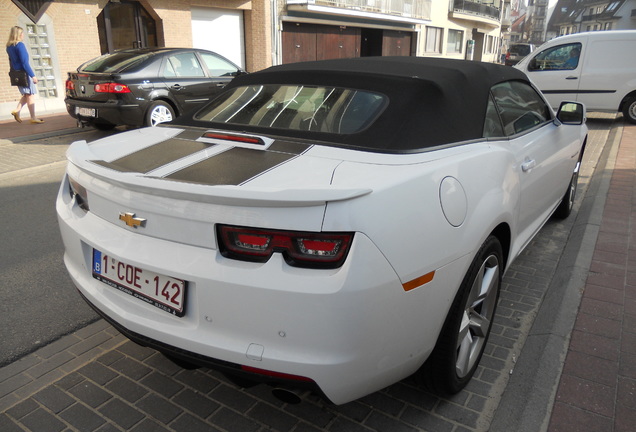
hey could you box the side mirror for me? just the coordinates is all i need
[556,102,585,125]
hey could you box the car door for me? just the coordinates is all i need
[522,41,584,109]
[161,51,217,112]
[491,81,575,245]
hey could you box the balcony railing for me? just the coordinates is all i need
[286,0,432,20]
[451,0,500,21]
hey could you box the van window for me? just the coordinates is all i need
[528,43,582,71]
[491,81,551,136]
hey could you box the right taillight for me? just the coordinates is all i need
[217,225,353,269]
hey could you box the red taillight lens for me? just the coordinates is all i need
[94,82,131,93]
[65,79,74,90]
[217,225,353,269]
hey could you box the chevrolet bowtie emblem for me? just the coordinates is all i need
[119,212,146,228]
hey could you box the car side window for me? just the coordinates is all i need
[483,95,504,138]
[165,52,205,78]
[199,53,239,77]
[527,43,582,71]
[491,81,551,136]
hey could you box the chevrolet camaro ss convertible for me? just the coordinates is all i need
[57,57,587,404]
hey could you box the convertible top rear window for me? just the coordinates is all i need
[195,85,386,134]
[175,57,533,153]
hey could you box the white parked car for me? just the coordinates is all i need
[57,57,587,405]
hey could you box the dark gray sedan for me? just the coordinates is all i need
[65,48,244,130]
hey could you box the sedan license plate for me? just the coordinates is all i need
[76,107,97,118]
[92,249,186,316]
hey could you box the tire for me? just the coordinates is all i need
[553,159,581,219]
[623,97,636,125]
[146,101,175,127]
[418,236,503,395]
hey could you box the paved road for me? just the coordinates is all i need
[0,128,119,366]
[0,115,621,431]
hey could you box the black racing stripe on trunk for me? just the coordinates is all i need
[92,139,216,173]
[267,139,312,154]
[165,147,297,185]
[174,127,210,140]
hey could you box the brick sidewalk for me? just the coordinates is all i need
[0,113,77,141]
[548,123,636,432]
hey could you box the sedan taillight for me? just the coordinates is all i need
[94,83,131,94]
[217,225,353,269]
[65,79,74,90]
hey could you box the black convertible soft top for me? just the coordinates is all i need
[179,56,532,152]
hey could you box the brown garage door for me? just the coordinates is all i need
[282,22,411,64]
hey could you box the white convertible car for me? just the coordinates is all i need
[57,57,587,405]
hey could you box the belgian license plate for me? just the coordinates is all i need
[92,249,186,317]
[76,107,97,118]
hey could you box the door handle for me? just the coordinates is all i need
[565,76,578,80]
[522,159,536,172]
[170,84,185,90]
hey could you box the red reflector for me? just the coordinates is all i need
[241,365,314,382]
[203,132,265,145]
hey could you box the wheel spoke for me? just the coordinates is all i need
[456,254,500,378]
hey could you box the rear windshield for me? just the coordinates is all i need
[510,45,532,56]
[195,84,387,134]
[81,52,152,73]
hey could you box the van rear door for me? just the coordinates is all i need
[577,37,636,112]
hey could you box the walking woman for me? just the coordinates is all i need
[6,26,43,123]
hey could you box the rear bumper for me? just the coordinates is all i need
[65,98,145,126]
[56,173,463,404]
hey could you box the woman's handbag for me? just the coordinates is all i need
[9,67,29,87]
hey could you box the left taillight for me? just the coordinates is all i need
[94,82,131,93]
[65,79,74,90]
[68,176,89,211]
[217,225,354,269]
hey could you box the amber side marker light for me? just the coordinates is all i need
[402,271,435,292]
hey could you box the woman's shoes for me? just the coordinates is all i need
[11,111,21,123]
[29,118,44,124]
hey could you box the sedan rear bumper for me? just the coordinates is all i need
[65,98,144,127]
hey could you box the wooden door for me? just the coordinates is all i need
[282,22,317,64]
[317,26,360,60]
[382,30,412,56]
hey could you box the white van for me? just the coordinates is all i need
[515,30,636,124]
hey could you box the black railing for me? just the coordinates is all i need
[452,0,500,20]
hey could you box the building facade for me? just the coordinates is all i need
[2,0,509,118]
[549,0,636,36]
